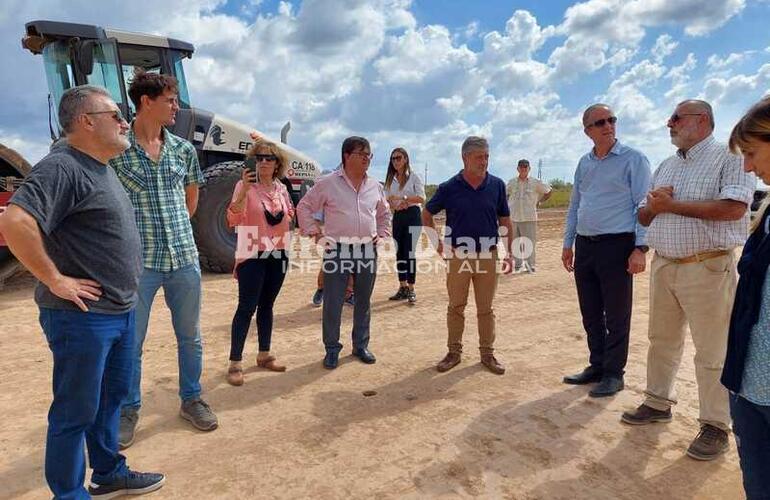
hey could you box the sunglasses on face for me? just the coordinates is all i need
[391,155,404,162]
[669,113,704,123]
[586,116,617,128]
[85,109,126,123]
[254,154,278,163]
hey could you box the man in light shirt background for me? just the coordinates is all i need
[507,158,551,273]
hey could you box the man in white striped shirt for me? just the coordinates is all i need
[621,99,755,462]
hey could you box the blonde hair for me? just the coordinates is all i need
[729,97,770,232]
[246,140,288,180]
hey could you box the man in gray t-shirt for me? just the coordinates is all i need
[0,85,164,499]
[11,141,142,312]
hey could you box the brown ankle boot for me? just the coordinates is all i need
[437,352,461,372]
[481,354,505,375]
[257,353,286,372]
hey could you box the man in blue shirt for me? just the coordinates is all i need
[562,103,652,397]
[423,136,514,375]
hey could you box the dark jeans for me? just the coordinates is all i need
[39,308,134,500]
[393,206,422,284]
[322,243,377,354]
[574,233,634,377]
[230,253,288,361]
[731,393,770,500]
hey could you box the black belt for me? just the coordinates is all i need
[334,241,375,248]
[577,232,634,242]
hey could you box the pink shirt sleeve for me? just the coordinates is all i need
[280,183,295,219]
[376,185,392,238]
[227,180,246,228]
[297,181,324,236]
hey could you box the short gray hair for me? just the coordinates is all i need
[679,99,715,131]
[58,85,111,134]
[582,103,612,127]
[461,136,489,156]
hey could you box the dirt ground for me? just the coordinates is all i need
[0,209,745,499]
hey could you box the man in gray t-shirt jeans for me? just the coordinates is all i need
[0,86,165,499]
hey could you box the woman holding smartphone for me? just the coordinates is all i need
[722,97,770,499]
[225,140,294,386]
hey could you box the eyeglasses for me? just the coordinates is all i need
[390,155,404,162]
[85,109,126,123]
[254,154,278,163]
[586,116,617,128]
[351,151,373,161]
[669,113,704,123]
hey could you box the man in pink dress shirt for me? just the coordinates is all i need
[297,136,391,369]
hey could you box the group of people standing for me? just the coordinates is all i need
[560,98,770,499]
[1,68,769,499]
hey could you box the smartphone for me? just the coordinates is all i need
[244,156,257,173]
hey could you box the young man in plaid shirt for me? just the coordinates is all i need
[111,72,218,448]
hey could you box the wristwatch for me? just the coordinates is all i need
[635,245,650,253]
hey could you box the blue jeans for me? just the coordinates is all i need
[124,263,203,410]
[730,393,770,500]
[39,308,134,500]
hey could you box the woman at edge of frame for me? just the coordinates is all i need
[721,96,770,500]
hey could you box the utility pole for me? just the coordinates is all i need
[537,159,543,180]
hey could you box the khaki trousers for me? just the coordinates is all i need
[446,249,498,355]
[643,252,737,430]
[512,221,537,269]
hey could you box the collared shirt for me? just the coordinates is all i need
[110,127,204,272]
[506,177,551,222]
[741,262,770,405]
[644,135,754,258]
[384,172,426,208]
[227,179,295,273]
[425,171,510,251]
[296,168,391,243]
[563,140,651,248]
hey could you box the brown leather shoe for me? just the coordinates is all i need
[436,352,461,372]
[481,354,505,375]
[226,364,244,386]
[257,354,286,372]
[621,404,672,425]
[686,424,729,461]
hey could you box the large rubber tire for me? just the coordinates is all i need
[192,161,243,273]
[0,143,32,274]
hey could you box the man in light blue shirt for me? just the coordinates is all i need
[561,103,652,397]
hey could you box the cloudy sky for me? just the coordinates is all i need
[1,0,769,184]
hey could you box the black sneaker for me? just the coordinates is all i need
[406,289,417,304]
[89,469,165,499]
[311,288,323,307]
[388,286,408,300]
[118,407,139,450]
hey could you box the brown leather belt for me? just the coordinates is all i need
[658,249,730,264]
